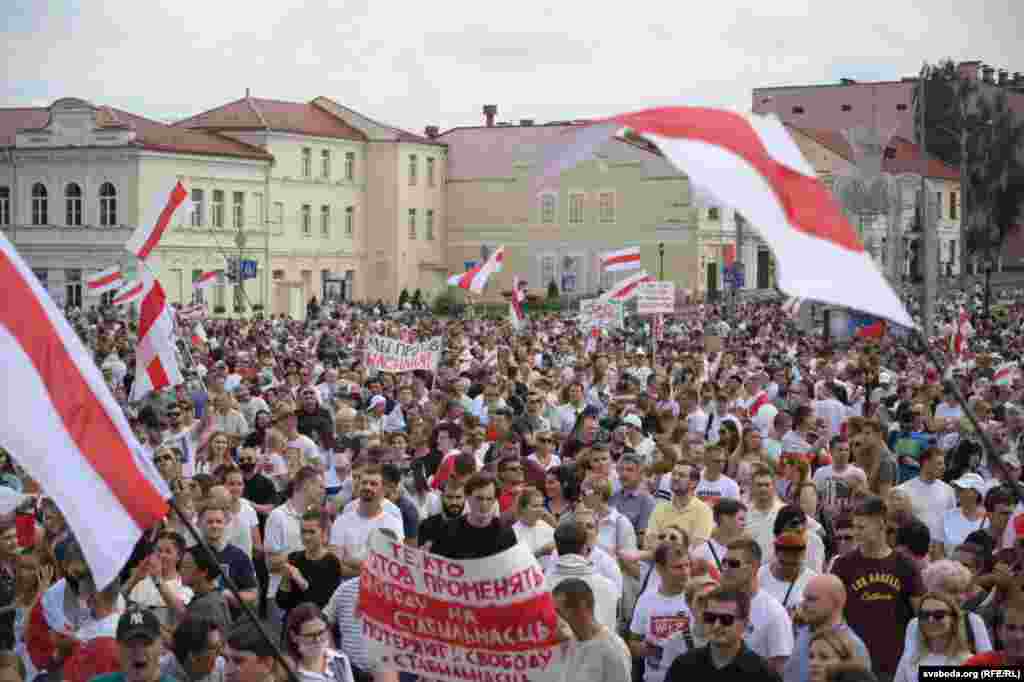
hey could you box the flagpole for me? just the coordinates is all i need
[915,330,1024,506]
[168,498,302,682]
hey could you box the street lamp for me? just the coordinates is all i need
[984,257,994,318]
[658,242,665,280]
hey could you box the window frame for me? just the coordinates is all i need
[408,208,417,239]
[232,191,245,229]
[321,149,331,179]
[211,189,225,228]
[302,147,312,178]
[598,191,616,224]
[320,204,331,237]
[31,183,48,226]
[427,157,435,187]
[344,205,354,236]
[301,204,312,236]
[409,154,418,186]
[425,209,434,240]
[0,186,9,226]
[99,182,118,227]
[65,183,83,227]
[540,193,556,224]
[344,152,355,181]
[568,192,585,224]
[191,189,205,227]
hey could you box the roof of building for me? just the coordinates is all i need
[0,100,271,159]
[436,122,676,180]
[788,125,959,180]
[753,79,917,93]
[309,96,444,146]
[176,96,368,142]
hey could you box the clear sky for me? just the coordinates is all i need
[2,0,1021,132]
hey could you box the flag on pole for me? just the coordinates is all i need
[130,272,184,401]
[0,231,170,588]
[510,276,527,330]
[535,108,914,328]
[192,270,220,290]
[124,180,188,262]
[600,246,641,272]
[191,322,208,347]
[111,279,146,306]
[85,266,124,296]
[600,270,653,302]
[994,361,1019,386]
[447,245,506,294]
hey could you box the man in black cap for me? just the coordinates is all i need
[91,607,174,682]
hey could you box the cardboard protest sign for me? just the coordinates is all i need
[358,530,568,682]
[365,335,442,373]
[579,298,624,330]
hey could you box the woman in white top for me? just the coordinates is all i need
[902,560,992,659]
[125,531,193,627]
[942,474,988,555]
[196,431,233,476]
[285,602,354,682]
[894,593,973,682]
[512,488,556,557]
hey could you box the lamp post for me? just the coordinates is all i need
[658,242,665,280]
[984,256,994,318]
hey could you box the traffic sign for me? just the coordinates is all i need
[637,281,675,314]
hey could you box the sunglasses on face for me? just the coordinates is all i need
[703,611,738,626]
[723,558,744,569]
[836,534,855,542]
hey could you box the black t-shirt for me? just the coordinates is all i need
[666,643,782,681]
[275,551,343,613]
[213,543,259,619]
[418,513,455,550]
[430,517,517,560]
[244,473,279,517]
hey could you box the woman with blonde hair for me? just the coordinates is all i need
[900,560,992,660]
[894,592,973,682]
[808,629,868,682]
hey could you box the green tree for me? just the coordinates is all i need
[411,289,423,307]
[547,279,560,300]
[398,288,409,307]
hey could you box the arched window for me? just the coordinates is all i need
[31,183,48,225]
[99,182,117,226]
[65,183,82,226]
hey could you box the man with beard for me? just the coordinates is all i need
[646,462,714,550]
[431,473,517,560]
[418,479,467,550]
[296,387,335,452]
[329,464,404,577]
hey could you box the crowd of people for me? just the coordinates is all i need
[2,285,1024,682]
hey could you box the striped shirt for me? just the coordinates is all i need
[325,577,369,673]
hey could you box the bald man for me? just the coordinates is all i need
[782,575,872,682]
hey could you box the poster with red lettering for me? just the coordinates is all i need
[358,530,570,682]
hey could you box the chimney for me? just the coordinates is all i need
[424,125,439,138]
[999,69,1010,86]
[482,104,497,127]
[245,88,251,97]
[957,61,981,81]
[982,65,995,83]
[519,119,534,126]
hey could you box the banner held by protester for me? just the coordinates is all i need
[365,335,443,373]
[358,530,568,682]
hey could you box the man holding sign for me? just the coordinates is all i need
[431,474,517,560]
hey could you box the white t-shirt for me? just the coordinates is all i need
[329,508,405,563]
[935,403,964,421]
[512,521,555,555]
[264,502,305,596]
[342,498,402,524]
[562,628,633,682]
[757,565,817,617]
[289,434,322,466]
[896,477,957,543]
[743,589,794,661]
[694,475,740,508]
[629,590,693,682]
[227,498,260,558]
[942,508,989,555]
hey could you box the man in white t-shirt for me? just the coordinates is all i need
[553,579,632,682]
[264,466,323,621]
[719,536,794,674]
[330,464,404,578]
[757,522,817,619]
[894,448,956,557]
[629,543,694,682]
[812,438,864,521]
[695,444,740,508]
[691,498,746,574]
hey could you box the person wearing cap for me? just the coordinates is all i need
[758,507,818,617]
[90,607,176,682]
[621,414,655,464]
[941,473,988,556]
[363,396,387,435]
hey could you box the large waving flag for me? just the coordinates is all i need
[447,245,505,294]
[0,232,170,588]
[192,269,220,291]
[535,108,913,327]
[601,270,653,302]
[125,180,188,262]
[85,266,124,296]
[601,246,641,272]
[111,279,146,306]
[130,272,184,401]
[995,361,1019,387]
[510,276,527,330]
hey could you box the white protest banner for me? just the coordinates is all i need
[579,298,624,330]
[637,281,675,315]
[365,335,443,373]
[358,530,568,682]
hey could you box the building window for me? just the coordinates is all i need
[409,155,418,186]
[408,208,417,239]
[540,194,556,224]
[65,269,82,309]
[320,205,330,237]
[344,206,354,236]
[0,186,9,226]
[65,183,82,226]
[541,255,556,289]
[273,201,284,225]
[598,192,615,223]
[99,182,117,226]
[936,191,942,216]
[321,150,331,179]
[232,191,245,229]
[708,206,720,221]
[426,209,434,240]
[568,193,585,224]
[841,104,852,112]
[253,192,264,226]
[211,190,224,228]
[191,269,206,304]
[302,148,312,178]
[301,204,311,235]
[599,265,616,292]
[344,152,355,181]
[31,183,48,225]
[950,191,958,220]
[427,158,435,187]
[897,104,908,111]
[561,255,579,293]
[191,189,205,227]
[792,106,805,114]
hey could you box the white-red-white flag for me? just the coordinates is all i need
[130,272,184,401]
[537,108,914,327]
[111,279,146,306]
[447,246,506,294]
[601,246,641,272]
[191,322,208,347]
[600,270,653,302]
[510,275,527,330]
[0,232,170,588]
[994,361,1019,386]
[125,180,188,262]
[192,270,220,290]
[85,266,124,296]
